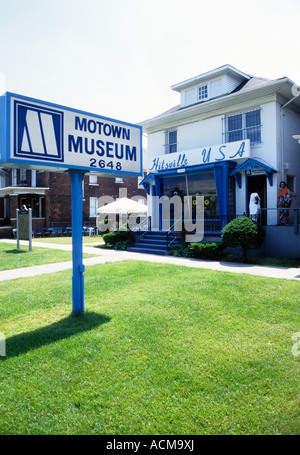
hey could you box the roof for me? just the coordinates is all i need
[140,71,300,130]
[171,64,251,92]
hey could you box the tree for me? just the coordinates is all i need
[221,216,265,262]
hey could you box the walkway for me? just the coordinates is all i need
[0,239,299,282]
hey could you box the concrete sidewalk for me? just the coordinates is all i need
[0,239,299,282]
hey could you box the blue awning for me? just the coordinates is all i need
[230,158,277,187]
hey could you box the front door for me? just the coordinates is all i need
[247,175,267,224]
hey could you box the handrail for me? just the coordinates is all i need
[131,216,148,232]
[166,216,183,248]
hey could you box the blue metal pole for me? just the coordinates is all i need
[68,170,85,314]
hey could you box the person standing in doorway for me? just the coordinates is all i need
[277,181,292,225]
[249,193,261,222]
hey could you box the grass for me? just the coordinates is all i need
[0,243,96,271]
[222,253,300,268]
[32,235,104,245]
[32,235,300,267]
[0,260,299,435]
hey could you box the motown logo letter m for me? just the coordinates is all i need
[14,101,64,162]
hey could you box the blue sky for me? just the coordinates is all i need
[0,0,299,124]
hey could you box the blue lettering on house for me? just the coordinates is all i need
[229,141,246,159]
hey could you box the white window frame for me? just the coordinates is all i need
[20,169,27,183]
[12,169,17,186]
[31,170,36,187]
[164,129,177,154]
[223,108,262,146]
[89,196,98,217]
[89,175,98,185]
[198,84,208,101]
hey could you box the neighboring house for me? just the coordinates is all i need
[0,169,146,237]
[139,64,300,257]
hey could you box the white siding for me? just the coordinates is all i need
[226,75,243,93]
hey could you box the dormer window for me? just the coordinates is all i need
[173,65,251,108]
[198,85,208,101]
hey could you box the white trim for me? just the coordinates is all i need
[171,64,251,92]
[0,186,49,197]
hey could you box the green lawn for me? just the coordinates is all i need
[0,261,299,435]
[0,243,96,271]
[33,236,104,245]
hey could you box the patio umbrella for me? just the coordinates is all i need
[97,197,147,214]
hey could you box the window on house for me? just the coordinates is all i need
[89,197,98,217]
[198,85,208,101]
[31,170,36,187]
[165,129,177,154]
[20,169,27,183]
[89,175,98,185]
[12,169,17,186]
[115,178,124,183]
[0,173,6,188]
[224,109,261,146]
[287,175,295,192]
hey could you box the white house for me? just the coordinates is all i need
[135,65,300,257]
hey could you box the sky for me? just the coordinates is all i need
[0,0,300,125]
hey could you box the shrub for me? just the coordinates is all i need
[169,244,191,257]
[189,241,224,260]
[114,240,132,250]
[221,216,265,261]
[102,230,134,247]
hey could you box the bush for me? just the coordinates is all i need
[169,244,192,257]
[102,230,134,247]
[114,240,132,250]
[189,241,224,260]
[221,216,265,261]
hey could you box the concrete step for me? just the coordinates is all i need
[127,246,169,255]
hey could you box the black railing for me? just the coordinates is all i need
[258,208,299,234]
[166,216,183,248]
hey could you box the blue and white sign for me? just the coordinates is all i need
[0,92,142,176]
[148,139,250,172]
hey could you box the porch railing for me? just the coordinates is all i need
[258,208,299,234]
[166,216,184,248]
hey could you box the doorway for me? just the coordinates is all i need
[247,175,267,224]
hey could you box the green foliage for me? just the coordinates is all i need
[113,240,132,251]
[102,230,134,247]
[221,216,265,261]
[169,244,192,257]
[170,241,225,259]
[189,241,225,260]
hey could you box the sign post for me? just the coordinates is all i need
[0,92,143,315]
[68,170,85,314]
